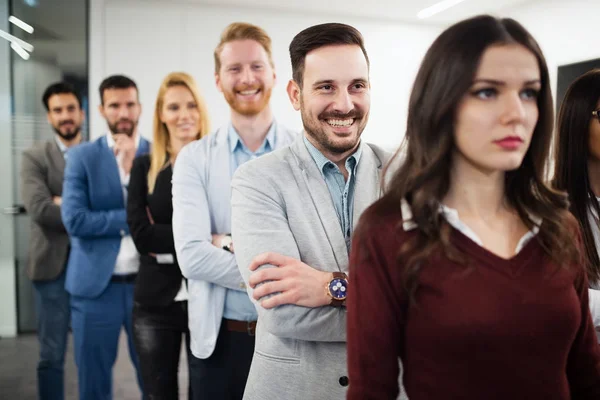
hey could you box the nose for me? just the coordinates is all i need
[332,89,354,114]
[117,106,130,119]
[501,91,527,125]
[240,65,255,86]
[179,106,191,121]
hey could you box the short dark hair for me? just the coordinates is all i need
[42,82,82,111]
[289,23,369,88]
[99,74,138,105]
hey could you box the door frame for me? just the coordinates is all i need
[0,0,18,338]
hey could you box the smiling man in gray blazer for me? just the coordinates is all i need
[231,23,392,399]
[21,82,84,400]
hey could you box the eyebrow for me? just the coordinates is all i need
[312,78,368,87]
[472,78,541,86]
[225,61,264,67]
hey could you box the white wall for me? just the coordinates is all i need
[90,0,441,151]
[504,0,600,106]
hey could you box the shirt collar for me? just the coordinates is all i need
[54,135,68,155]
[106,132,141,150]
[227,122,276,154]
[400,198,542,233]
[302,134,362,175]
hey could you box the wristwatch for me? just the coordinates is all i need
[220,234,233,253]
[326,271,348,307]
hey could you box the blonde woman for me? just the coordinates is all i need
[127,72,209,399]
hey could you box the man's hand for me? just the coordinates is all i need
[113,133,136,174]
[248,252,331,309]
[52,196,62,206]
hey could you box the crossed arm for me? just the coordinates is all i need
[171,144,246,290]
[231,165,347,342]
[61,148,129,238]
[21,151,65,232]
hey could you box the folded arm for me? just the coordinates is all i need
[231,164,347,342]
[171,144,245,290]
[127,157,175,255]
[20,151,65,232]
[61,147,129,238]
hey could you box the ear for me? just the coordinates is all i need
[46,112,52,125]
[215,73,223,93]
[98,104,105,119]
[286,80,301,111]
[80,109,86,122]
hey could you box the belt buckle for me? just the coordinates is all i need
[247,321,256,336]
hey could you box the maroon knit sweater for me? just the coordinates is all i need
[347,199,600,400]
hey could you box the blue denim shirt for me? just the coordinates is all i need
[303,135,362,251]
[222,123,275,321]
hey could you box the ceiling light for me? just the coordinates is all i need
[0,28,34,52]
[9,16,34,34]
[418,0,468,19]
[11,42,30,60]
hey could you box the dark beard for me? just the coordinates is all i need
[301,108,367,154]
[108,119,136,137]
[52,124,81,141]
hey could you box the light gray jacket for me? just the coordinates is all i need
[231,135,393,399]
[173,123,296,359]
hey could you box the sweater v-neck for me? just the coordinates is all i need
[449,224,542,278]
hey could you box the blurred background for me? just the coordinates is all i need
[0,0,598,398]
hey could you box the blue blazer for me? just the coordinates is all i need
[61,135,151,298]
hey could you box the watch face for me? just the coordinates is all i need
[328,278,347,300]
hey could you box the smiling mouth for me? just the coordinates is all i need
[325,118,355,127]
[177,123,195,129]
[238,89,260,96]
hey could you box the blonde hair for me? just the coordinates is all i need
[214,22,274,74]
[148,72,210,193]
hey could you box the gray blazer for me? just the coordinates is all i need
[231,136,392,399]
[20,139,70,281]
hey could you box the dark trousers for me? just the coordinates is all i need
[70,282,144,400]
[32,269,71,400]
[132,301,192,400]
[189,320,255,400]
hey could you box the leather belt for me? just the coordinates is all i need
[110,273,137,283]
[223,318,257,336]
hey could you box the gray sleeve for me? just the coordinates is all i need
[231,163,346,342]
[172,143,246,290]
[20,150,65,232]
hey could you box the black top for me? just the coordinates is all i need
[127,154,184,307]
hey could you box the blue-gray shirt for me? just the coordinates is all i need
[223,123,275,321]
[303,135,362,251]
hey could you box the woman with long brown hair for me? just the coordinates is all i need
[127,72,210,399]
[347,15,600,399]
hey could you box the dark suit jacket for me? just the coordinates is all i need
[127,154,184,307]
[61,135,151,298]
[20,139,70,281]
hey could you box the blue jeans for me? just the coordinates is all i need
[32,269,71,400]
